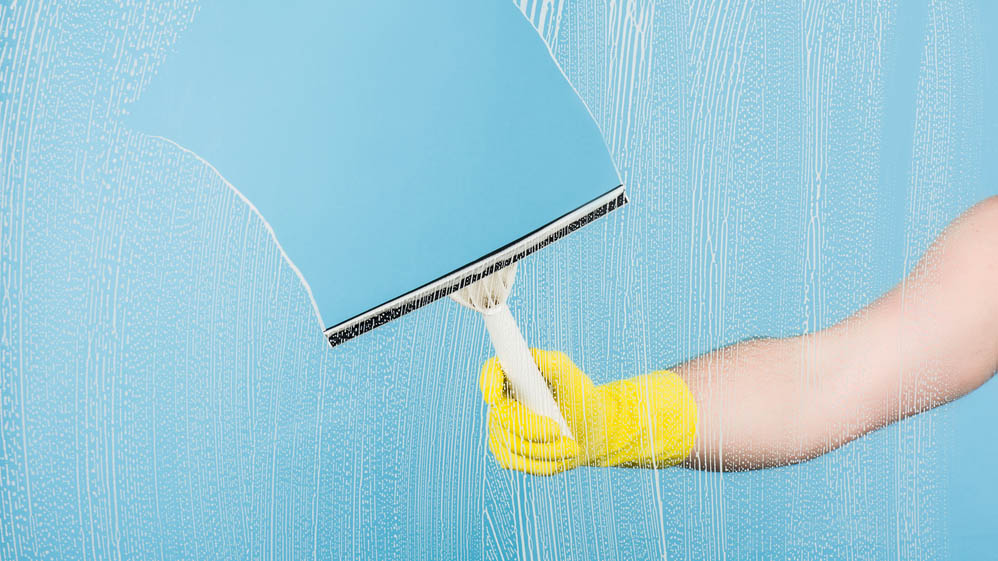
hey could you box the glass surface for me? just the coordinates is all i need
[1,1,997,560]
[123,1,621,330]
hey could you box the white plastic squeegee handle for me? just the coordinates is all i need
[482,304,574,439]
[449,263,573,439]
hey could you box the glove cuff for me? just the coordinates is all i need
[594,371,698,468]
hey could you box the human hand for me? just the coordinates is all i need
[479,349,698,475]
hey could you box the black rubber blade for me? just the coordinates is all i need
[324,184,628,347]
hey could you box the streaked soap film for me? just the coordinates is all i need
[1,1,994,559]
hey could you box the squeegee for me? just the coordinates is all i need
[127,2,625,436]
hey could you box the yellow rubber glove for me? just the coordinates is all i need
[480,349,698,476]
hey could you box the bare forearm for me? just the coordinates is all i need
[847,197,998,401]
[679,196,998,471]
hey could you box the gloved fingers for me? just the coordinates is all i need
[489,411,579,461]
[479,356,508,406]
[491,401,563,442]
[496,451,578,476]
[488,429,579,476]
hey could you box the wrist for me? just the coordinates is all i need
[593,371,698,468]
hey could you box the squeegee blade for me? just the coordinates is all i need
[323,184,628,347]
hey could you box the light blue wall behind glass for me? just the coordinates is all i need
[123,1,620,327]
[1,1,995,560]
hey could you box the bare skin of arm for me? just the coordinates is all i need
[678,196,998,471]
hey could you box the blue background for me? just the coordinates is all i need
[1,0,996,559]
